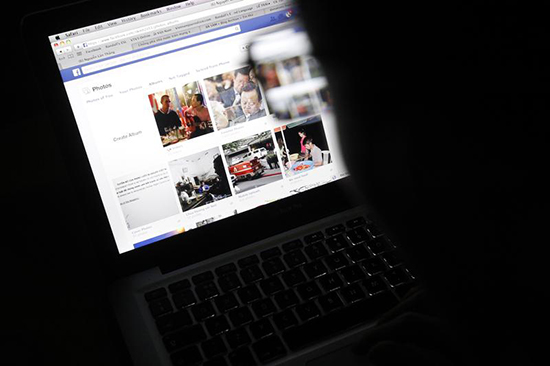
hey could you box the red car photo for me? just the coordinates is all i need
[229,158,264,181]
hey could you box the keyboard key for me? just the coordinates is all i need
[297,281,322,301]
[192,271,214,285]
[163,324,207,352]
[382,251,403,268]
[226,327,251,349]
[156,309,192,335]
[325,224,345,236]
[340,264,366,284]
[215,292,239,313]
[168,279,191,294]
[303,260,328,279]
[366,224,384,238]
[237,284,262,304]
[274,288,300,309]
[345,244,371,262]
[218,273,242,293]
[318,292,344,313]
[228,307,254,327]
[346,216,366,228]
[283,292,398,351]
[361,257,386,275]
[149,297,173,318]
[340,283,366,303]
[238,254,259,269]
[273,309,298,330]
[215,263,237,277]
[346,227,369,244]
[145,287,167,302]
[384,267,410,287]
[326,234,349,252]
[283,250,307,268]
[192,301,216,321]
[171,345,203,366]
[282,239,303,252]
[240,265,264,284]
[281,268,306,287]
[304,231,324,244]
[196,281,220,301]
[368,238,393,255]
[363,275,389,295]
[318,273,343,292]
[259,276,284,296]
[252,335,287,364]
[295,301,321,322]
[173,289,197,309]
[262,257,286,276]
[201,336,227,359]
[324,252,349,270]
[228,347,256,366]
[252,298,276,318]
[304,242,328,260]
[205,315,230,336]
[260,247,282,260]
[250,318,275,339]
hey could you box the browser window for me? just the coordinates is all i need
[51,0,349,254]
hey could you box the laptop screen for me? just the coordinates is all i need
[48,0,349,254]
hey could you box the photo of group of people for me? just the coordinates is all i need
[275,115,332,177]
[149,66,269,147]
[255,55,332,120]
[149,81,214,147]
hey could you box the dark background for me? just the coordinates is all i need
[3,1,132,365]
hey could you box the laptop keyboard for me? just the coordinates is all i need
[144,216,415,366]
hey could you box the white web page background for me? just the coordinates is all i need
[63,21,348,254]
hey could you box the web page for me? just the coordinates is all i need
[53,0,349,254]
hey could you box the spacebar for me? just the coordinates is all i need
[283,292,398,351]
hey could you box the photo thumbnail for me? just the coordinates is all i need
[275,115,332,177]
[255,56,332,120]
[204,65,268,130]
[148,81,214,147]
[168,147,232,212]
[222,130,283,194]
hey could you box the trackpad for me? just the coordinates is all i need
[306,345,368,366]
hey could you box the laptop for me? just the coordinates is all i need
[22,1,415,365]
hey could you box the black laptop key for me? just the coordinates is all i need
[149,297,173,318]
[262,257,285,276]
[346,216,366,228]
[318,292,344,313]
[325,224,345,236]
[215,263,237,277]
[238,254,259,269]
[368,237,393,255]
[168,279,191,294]
[303,260,328,279]
[252,335,287,364]
[324,252,349,271]
[281,268,306,287]
[228,306,254,327]
[384,266,410,287]
[259,276,284,296]
[274,288,300,309]
[304,242,328,260]
[361,257,386,275]
[382,251,402,268]
[297,281,322,301]
[260,247,282,260]
[363,275,389,295]
[366,224,384,238]
[218,272,242,293]
[205,314,230,336]
[250,318,274,339]
[326,234,349,252]
[215,293,239,313]
[304,231,324,244]
[346,227,370,245]
[192,271,214,285]
[283,249,307,268]
[282,292,399,351]
[170,345,203,366]
[345,244,371,262]
[226,327,252,349]
[240,265,264,284]
[145,287,167,302]
[156,309,192,335]
[252,298,276,318]
[273,309,298,331]
[237,284,262,304]
[192,301,216,321]
[340,264,366,284]
[295,301,321,322]
[196,281,220,301]
[201,336,227,360]
[340,283,366,303]
[228,347,256,366]
[163,324,207,352]
[282,239,303,253]
[173,289,197,309]
[318,273,343,292]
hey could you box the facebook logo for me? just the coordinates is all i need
[72,68,81,77]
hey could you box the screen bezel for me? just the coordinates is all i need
[21,0,361,280]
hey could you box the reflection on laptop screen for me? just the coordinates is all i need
[49,0,349,254]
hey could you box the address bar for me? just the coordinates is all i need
[81,24,241,75]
